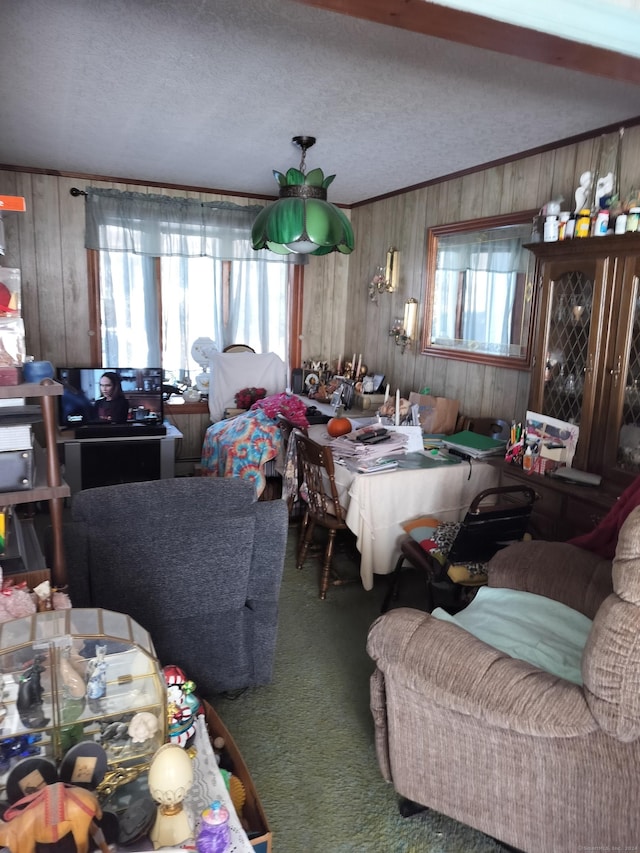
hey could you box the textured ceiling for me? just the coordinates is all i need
[0,0,639,205]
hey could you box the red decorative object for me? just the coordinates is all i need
[234,387,267,410]
[251,393,309,429]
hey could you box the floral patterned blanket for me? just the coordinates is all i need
[201,408,280,497]
[200,394,309,497]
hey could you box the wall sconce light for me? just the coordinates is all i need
[368,247,399,302]
[389,298,418,354]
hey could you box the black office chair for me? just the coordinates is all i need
[382,485,538,613]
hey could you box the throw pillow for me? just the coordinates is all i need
[401,516,457,567]
[402,515,488,585]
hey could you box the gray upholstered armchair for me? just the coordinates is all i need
[62,478,288,696]
[367,507,640,852]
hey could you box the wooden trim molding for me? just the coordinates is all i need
[289,264,304,369]
[87,249,101,364]
[291,0,640,85]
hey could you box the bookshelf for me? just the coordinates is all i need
[0,379,70,585]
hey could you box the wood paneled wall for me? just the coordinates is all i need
[2,124,640,426]
[344,126,640,422]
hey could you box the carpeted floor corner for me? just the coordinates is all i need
[211,527,508,853]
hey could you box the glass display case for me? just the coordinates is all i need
[0,608,166,800]
[527,234,640,484]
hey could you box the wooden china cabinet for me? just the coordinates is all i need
[501,234,640,539]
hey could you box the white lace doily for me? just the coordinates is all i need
[183,715,254,853]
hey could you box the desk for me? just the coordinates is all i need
[307,425,500,590]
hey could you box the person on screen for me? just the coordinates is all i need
[93,372,129,423]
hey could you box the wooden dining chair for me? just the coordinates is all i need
[293,429,355,600]
[222,344,255,353]
[275,414,307,520]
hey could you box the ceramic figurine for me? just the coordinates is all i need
[17,656,49,729]
[0,782,110,853]
[163,665,202,748]
[59,645,86,700]
[574,171,593,213]
[596,171,615,209]
[86,644,108,711]
[128,711,160,744]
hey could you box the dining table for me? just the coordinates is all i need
[306,424,500,591]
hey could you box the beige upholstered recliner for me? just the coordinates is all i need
[367,506,640,852]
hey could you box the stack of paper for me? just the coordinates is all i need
[0,423,32,451]
[423,433,447,450]
[331,429,409,472]
[442,430,506,459]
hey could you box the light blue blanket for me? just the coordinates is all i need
[432,586,593,684]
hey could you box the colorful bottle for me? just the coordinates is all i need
[626,208,640,233]
[523,445,533,472]
[575,209,591,238]
[197,801,230,853]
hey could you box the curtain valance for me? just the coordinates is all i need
[84,188,275,260]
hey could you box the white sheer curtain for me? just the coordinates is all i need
[161,256,287,378]
[100,251,161,365]
[434,231,527,353]
[85,189,289,374]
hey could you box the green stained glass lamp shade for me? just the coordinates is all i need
[252,164,354,256]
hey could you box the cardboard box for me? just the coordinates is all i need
[0,366,22,386]
[203,701,272,853]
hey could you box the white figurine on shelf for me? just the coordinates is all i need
[596,171,615,209]
[574,171,593,213]
[86,643,108,700]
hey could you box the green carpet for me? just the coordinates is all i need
[211,528,507,853]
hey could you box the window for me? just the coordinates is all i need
[98,251,289,382]
[85,188,294,383]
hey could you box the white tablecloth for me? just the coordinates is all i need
[307,425,500,590]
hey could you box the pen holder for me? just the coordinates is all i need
[505,438,524,466]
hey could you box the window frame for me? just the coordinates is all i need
[87,249,304,372]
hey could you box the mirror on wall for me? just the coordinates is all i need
[422,211,538,369]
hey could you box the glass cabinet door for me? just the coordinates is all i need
[531,258,604,471]
[600,255,640,478]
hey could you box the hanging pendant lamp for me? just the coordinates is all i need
[251,136,354,256]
